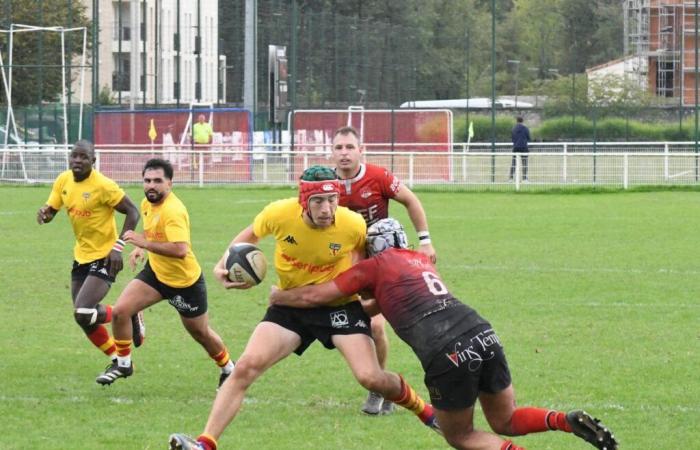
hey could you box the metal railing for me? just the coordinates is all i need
[1,142,700,190]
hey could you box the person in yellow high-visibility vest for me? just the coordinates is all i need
[192,114,213,170]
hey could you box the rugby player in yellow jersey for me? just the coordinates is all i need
[96,158,234,387]
[36,140,141,376]
[168,166,440,450]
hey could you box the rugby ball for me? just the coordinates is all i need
[225,243,267,285]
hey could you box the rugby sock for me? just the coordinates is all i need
[211,348,232,372]
[387,375,434,424]
[510,407,572,435]
[102,305,113,323]
[501,440,525,450]
[115,339,132,368]
[87,325,117,357]
[196,433,217,450]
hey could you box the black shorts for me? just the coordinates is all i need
[424,324,512,410]
[72,258,115,284]
[135,262,207,318]
[263,302,372,355]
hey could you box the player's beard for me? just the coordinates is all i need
[145,189,164,203]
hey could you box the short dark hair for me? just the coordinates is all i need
[333,126,360,141]
[73,139,94,154]
[516,116,524,123]
[142,158,174,180]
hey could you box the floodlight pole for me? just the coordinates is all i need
[507,59,520,108]
[490,0,496,182]
[695,0,699,179]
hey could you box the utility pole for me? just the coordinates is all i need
[129,0,140,109]
[196,0,201,101]
[243,0,257,114]
[507,59,520,107]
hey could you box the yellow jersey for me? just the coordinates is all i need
[141,192,201,288]
[46,169,125,264]
[253,198,366,306]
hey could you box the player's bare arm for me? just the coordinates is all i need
[214,224,259,289]
[106,195,140,277]
[268,281,343,308]
[123,229,188,258]
[359,296,380,316]
[36,205,57,224]
[392,185,436,263]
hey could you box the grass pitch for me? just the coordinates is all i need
[0,186,697,449]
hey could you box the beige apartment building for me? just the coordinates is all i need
[82,0,224,104]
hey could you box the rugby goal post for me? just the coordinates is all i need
[289,107,453,183]
[180,102,215,145]
[0,23,87,181]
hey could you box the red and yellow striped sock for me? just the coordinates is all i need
[511,407,572,435]
[115,339,132,358]
[197,433,217,450]
[87,325,116,357]
[387,375,434,424]
[210,348,230,368]
[501,440,526,450]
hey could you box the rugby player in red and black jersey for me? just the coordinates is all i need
[269,218,618,450]
[331,125,436,415]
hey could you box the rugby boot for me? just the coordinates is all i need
[566,410,618,450]
[96,360,133,385]
[169,434,205,450]
[361,391,384,415]
[380,399,396,415]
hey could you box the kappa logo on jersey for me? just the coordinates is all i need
[445,328,501,372]
[283,235,298,245]
[168,295,199,313]
[330,310,349,328]
[329,242,341,256]
[82,192,91,201]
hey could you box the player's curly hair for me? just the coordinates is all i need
[299,165,338,182]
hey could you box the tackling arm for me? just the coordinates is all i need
[392,185,436,263]
[269,281,345,308]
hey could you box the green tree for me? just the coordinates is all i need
[0,0,90,107]
[511,0,561,78]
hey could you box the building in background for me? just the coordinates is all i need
[82,0,224,105]
[625,0,700,105]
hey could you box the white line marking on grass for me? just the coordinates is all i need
[459,264,700,276]
[2,395,697,412]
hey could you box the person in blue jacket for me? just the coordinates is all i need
[509,116,531,182]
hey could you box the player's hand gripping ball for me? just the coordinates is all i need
[225,243,267,286]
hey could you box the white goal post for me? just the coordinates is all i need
[0,23,87,181]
